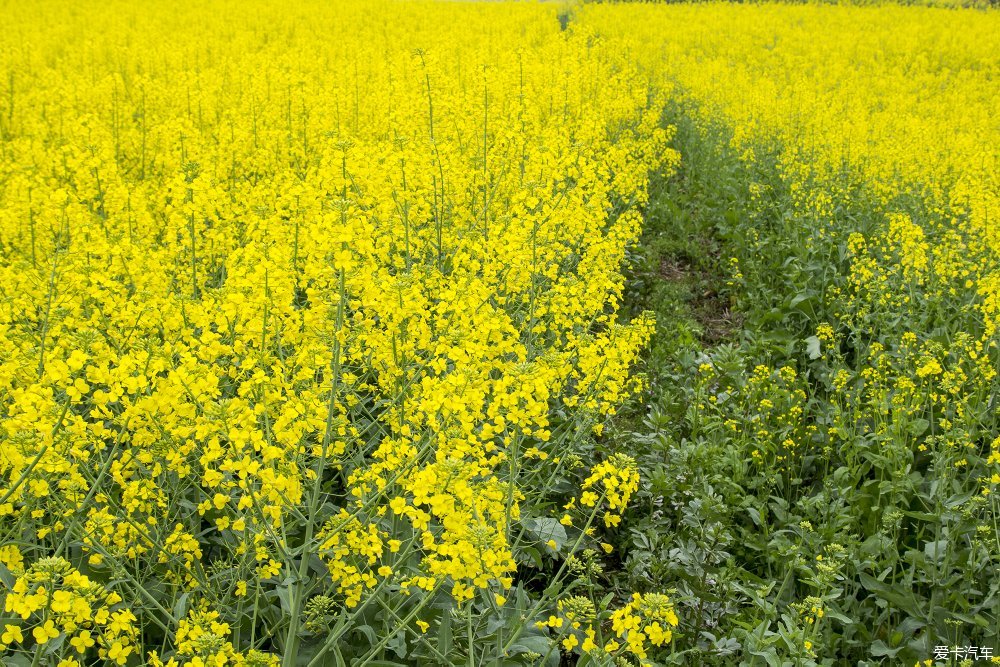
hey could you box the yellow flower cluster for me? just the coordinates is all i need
[148,607,279,667]
[536,592,678,664]
[609,593,680,661]
[2,557,136,665]
[580,453,641,528]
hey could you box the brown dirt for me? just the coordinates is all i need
[659,254,740,345]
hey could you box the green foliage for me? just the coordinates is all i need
[610,109,1000,664]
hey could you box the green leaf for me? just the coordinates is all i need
[923,539,949,563]
[901,509,937,523]
[173,592,191,621]
[438,610,452,656]
[518,545,543,569]
[3,653,32,667]
[897,616,926,637]
[870,639,902,657]
[386,630,407,659]
[789,291,818,315]
[950,611,989,627]
[944,491,973,509]
[859,573,922,618]
[353,624,378,646]
[804,335,822,360]
[748,647,782,667]
[822,608,854,625]
[522,517,567,549]
[271,585,291,614]
[509,634,558,666]
[508,636,549,655]
[907,418,929,437]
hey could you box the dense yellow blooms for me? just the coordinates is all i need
[0,0,671,661]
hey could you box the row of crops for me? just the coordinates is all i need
[0,1,997,665]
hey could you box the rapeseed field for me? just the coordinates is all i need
[1,1,997,665]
